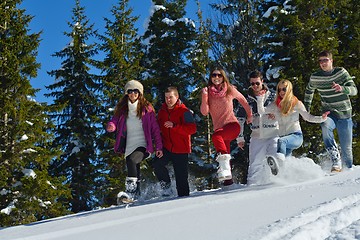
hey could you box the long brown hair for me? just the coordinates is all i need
[276,79,299,116]
[207,66,233,96]
[114,93,154,119]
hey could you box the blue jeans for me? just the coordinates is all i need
[277,132,303,156]
[321,115,353,168]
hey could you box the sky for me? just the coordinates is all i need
[1,156,360,239]
[20,0,214,103]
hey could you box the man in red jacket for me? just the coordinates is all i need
[152,86,197,197]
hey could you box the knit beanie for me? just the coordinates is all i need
[125,80,144,95]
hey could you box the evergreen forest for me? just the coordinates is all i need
[0,0,359,226]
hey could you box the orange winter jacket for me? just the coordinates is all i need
[157,100,196,153]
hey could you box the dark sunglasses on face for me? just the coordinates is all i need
[278,87,287,93]
[127,89,140,94]
[250,82,261,86]
[318,58,330,63]
[211,73,223,78]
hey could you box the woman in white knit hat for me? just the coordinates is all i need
[106,80,163,204]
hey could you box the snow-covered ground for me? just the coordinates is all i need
[1,157,360,240]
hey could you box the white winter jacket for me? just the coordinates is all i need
[237,89,278,142]
[257,96,325,137]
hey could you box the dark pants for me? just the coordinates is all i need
[126,147,149,178]
[152,148,190,197]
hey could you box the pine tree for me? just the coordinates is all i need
[186,1,219,189]
[96,0,144,206]
[210,0,269,85]
[141,0,196,110]
[46,0,102,213]
[263,0,338,85]
[0,0,70,226]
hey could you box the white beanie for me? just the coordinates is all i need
[125,80,144,95]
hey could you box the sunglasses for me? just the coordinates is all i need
[250,82,261,86]
[127,89,140,94]
[211,73,223,78]
[318,58,330,64]
[278,87,287,93]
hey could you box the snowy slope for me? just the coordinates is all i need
[1,157,360,240]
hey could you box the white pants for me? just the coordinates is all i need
[247,137,278,185]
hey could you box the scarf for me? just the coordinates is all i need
[209,83,228,98]
[128,100,138,117]
[276,97,282,108]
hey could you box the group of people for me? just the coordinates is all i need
[237,50,357,185]
[238,73,329,184]
[107,50,357,203]
[106,81,196,203]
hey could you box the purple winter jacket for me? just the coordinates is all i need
[107,106,163,155]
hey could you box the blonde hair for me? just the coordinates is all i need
[276,79,298,116]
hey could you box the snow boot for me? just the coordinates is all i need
[223,179,234,186]
[267,155,279,176]
[160,181,172,197]
[331,166,342,173]
[222,160,233,186]
[117,177,138,204]
[216,153,232,181]
[274,152,285,163]
[326,147,342,172]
